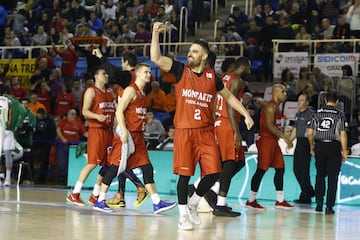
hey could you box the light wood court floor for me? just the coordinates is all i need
[0,186,359,240]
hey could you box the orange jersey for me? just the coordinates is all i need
[174,65,218,129]
[215,72,243,121]
[87,85,115,129]
[124,83,147,132]
[258,100,282,138]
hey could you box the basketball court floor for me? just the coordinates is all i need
[0,186,359,240]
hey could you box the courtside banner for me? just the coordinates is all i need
[0,59,36,89]
[314,53,360,77]
[273,52,309,79]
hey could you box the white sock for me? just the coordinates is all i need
[188,192,201,207]
[276,191,284,202]
[211,181,220,194]
[151,193,161,204]
[193,177,201,189]
[92,184,101,196]
[248,191,257,202]
[98,192,106,202]
[178,204,187,217]
[73,181,83,194]
[5,169,11,181]
[217,196,226,206]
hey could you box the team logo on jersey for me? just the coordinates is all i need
[206,72,213,78]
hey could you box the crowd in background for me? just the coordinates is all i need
[0,0,360,185]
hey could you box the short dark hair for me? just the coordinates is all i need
[325,90,338,103]
[234,56,250,69]
[92,66,105,79]
[123,51,138,68]
[193,39,210,54]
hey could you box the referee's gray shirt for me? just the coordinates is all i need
[309,105,347,142]
[294,107,314,138]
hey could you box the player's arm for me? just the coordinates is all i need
[82,87,106,122]
[116,86,136,143]
[226,77,243,147]
[340,130,348,161]
[218,87,253,130]
[150,22,173,72]
[307,127,314,156]
[289,127,297,142]
[264,104,284,138]
[6,101,12,128]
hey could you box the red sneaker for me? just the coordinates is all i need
[67,193,85,206]
[275,200,295,210]
[245,200,266,210]
[88,194,99,205]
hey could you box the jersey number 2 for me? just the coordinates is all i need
[194,109,201,120]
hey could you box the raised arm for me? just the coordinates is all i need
[150,22,174,72]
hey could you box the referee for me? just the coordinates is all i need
[308,90,348,214]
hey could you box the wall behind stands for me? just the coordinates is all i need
[68,147,360,206]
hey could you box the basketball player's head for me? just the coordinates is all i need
[188,39,210,68]
[92,66,108,85]
[122,51,138,70]
[272,84,287,103]
[135,63,151,83]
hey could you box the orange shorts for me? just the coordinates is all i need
[215,117,245,162]
[87,127,113,166]
[173,127,221,176]
[108,132,150,169]
[256,136,284,170]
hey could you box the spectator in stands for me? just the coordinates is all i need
[54,84,76,118]
[287,1,304,25]
[8,9,27,36]
[137,8,152,31]
[253,4,264,27]
[0,4,7,44]
[35,48,56,70]
[320,0,340,25]
[145,111,166,138]
[338,64,355,121]
[11,77,28,101]
[163,0,174,15]
[350,111,360,147]
[333,15,351,52]
[104,0,117,22]
[261,2,279,25]
[34,80,51,113]
[280,68,297,100]
[145,81,166,114]
[120,24,136,42]
[3,31,25,59]
[59,26,74,46]
[134,22,151,56]
[30,58,52,91]
[83,0,105,19]
[121,7,138,33]
[144,0,160,18]
[296,67,312,96]
[226,25,242,42]
[312,66,334,92]
[243,19,260,61]
[275,14,296,52]
[31,25,48,57]
[239,92,257,147]
[88,11,104,35]
[48,68,64,113]
[56,108,87,184]
[72,79,84,111]
[52,42,79,90]
[301,83,319,110]
[169,9,182,43]
[295,25,311,52]
[322,17,335,39]
[152,5,170,23]
[311,23,325,53]
[225,6,249,36]
[68,0,86,24]
[33,108,57,184]
[346,0,360,38]
[258,15,278,82]
[132,0,144,16]
[49,12,64,33]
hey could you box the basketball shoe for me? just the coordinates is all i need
[88,194,98,205]
[153,200,177,214]
[106,192,126,208]
[245,200,266,210]
[133,187,150,207]
[67,193,85,206]
[93,200,114,213]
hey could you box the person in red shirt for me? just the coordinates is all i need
[56,108,87,184]
[34,80,51,113]
[11,77,28,100]
[151,22,253,230]
[35,48,56,70]
[55,84,75,117]
[52,42,79,90]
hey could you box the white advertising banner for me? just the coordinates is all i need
[273,52,309,79]
[313,53,359,77]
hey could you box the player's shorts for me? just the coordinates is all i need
[173,126,221,176]
[108,132,150,169]
[87,127,113,166]
[215,117,245,162]
[256,136,284,170]
[3,130,15,151]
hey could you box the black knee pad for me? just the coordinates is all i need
[102,165,118,186]
[141,164,154,184]
[99,165,109,177]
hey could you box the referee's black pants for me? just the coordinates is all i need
[314,141,342,208]
[293,138,315,200]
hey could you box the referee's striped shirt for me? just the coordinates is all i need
[308,105,347,142]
